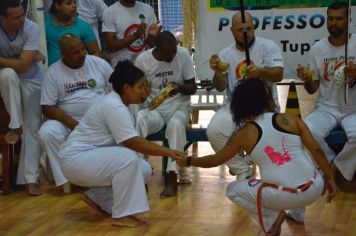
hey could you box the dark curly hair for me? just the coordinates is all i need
[230,78,274,125]
[49,0,78,15]
[109,60,145,95]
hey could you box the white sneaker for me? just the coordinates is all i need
[178,168,192,184]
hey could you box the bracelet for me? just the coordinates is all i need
[186,156,192,167]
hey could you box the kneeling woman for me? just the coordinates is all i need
[59,61,184,227]
[175,79,336,236]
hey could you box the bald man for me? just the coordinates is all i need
[207,12,284,180]
[38,34,113,192]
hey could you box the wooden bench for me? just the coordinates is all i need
[0,100,19,195]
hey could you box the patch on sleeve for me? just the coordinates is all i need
[248,178,261,187]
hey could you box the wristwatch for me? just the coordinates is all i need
[186,156,192,167]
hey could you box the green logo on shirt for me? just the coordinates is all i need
[88,79,97,88]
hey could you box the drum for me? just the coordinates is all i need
[148,84,176,110]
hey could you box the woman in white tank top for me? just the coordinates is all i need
[175,79,336,236]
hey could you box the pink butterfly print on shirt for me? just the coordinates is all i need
[264,137,292,166]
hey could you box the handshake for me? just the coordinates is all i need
[168,150,194,168]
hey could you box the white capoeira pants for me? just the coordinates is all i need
[226,172,324,231]
[59,146,151,218]
[38,120,71,186]
[0,68,42,184]
[136,106,190,174]
[305,106,356,180]
[207,103,250,175]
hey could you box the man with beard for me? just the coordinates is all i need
[38,34,112,193]
[207,12,284,181]
[296,2,356,221]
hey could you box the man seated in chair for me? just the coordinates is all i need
[297,2,356,190]
[38,34,112,192]
[0,0,43,195]
[207,12,284,181]
[134,31,197,198]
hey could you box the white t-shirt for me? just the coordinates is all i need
[0,19,41,81]
[102,1,156,66]
[250,113,315,188]
[219,37,284,105]
[41,55,113,120]
[77,0,107,45]
[60,91,138,158]
[43,0,51,13]
[309,35,356,109]
[135,46,195,112]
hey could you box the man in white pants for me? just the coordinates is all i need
[207,12,284,180]
[135,31,197,198]
[0,0,43,195]
[38,34,112,192]
[297,1,356,208]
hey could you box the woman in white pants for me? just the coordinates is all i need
[175,79,336,236]
[59,61,184,227]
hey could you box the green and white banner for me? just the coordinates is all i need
[195,0,356,79]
